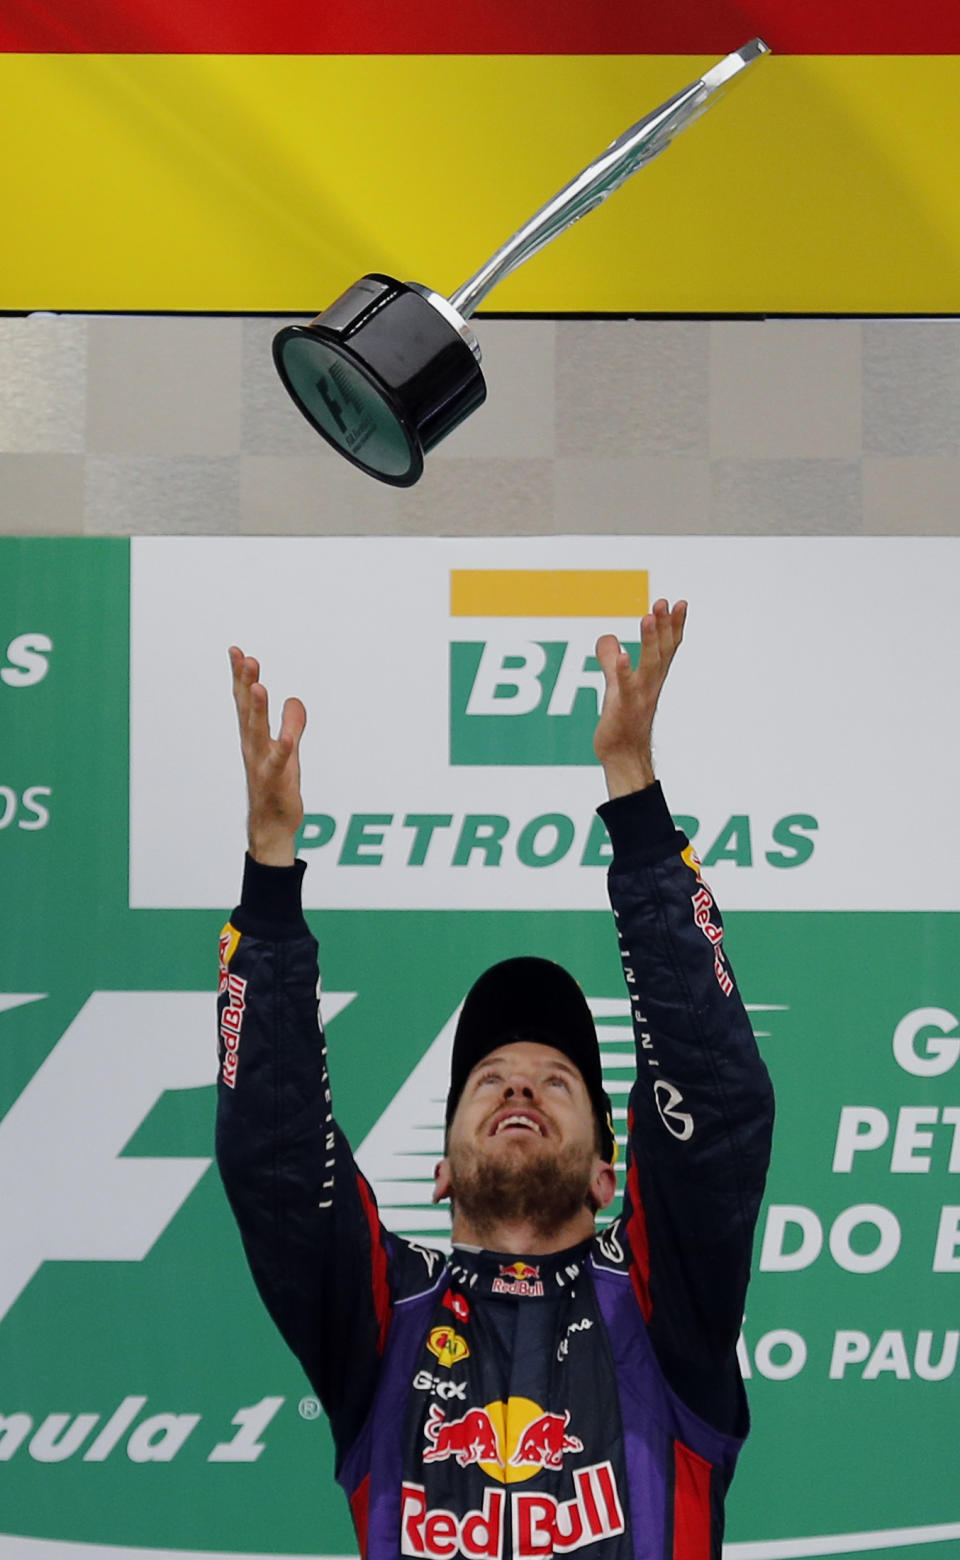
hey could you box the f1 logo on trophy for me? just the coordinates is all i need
[273,40,769,486]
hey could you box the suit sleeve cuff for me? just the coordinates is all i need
[234,853,310,936]
[597,781,688,866]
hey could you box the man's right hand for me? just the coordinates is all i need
[229,646,306,867]
[594,599,687,799]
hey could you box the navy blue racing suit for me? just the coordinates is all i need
[216,782,774,1560]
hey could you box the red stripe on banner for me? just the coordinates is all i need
[2,0,959,54]
[625,1109,653,1322]
[356,1174,391,1356]
[673,1441,713,1560]
[350,1473,371,1557]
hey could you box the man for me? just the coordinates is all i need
[216,599,774,1560]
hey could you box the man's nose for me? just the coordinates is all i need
[503,1080,535,1100]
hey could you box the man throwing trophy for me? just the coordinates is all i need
[216,598,774,1559]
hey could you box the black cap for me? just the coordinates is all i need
[446,956,616,1163]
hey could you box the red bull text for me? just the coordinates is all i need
[219,972,247,1089]
[492,1262,544,1298]
[400,1462,625,1557]
[691,885,734,997]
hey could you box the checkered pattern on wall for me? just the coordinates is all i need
[2,315,958,537]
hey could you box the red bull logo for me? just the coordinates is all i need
[492,1261,543,1298]
[681,842,702,879]
[419,1397,585,1486]
[400,1463,624,1558]
[401,1483,504,1559]
[691,884,734,997]
[512,1463,625,1556]
[509,1409,583,1471]
[217,922,240,994]
[219,971,247,1090]
[422,1404,501,1467]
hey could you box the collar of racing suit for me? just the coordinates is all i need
[447,1239,593,1300]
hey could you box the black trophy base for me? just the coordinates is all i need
[273,275,486,486]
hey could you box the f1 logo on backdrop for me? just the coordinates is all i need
[0,988,355,1323]
[0,992,214,1325]
[449,570,647,766]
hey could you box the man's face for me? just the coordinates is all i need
[437,1040,611,1240]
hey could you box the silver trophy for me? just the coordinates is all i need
[274,39,769,486]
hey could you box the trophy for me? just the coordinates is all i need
[273,39,769,486]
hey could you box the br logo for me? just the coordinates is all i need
[448,569,647,767]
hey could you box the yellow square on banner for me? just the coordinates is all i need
[450,570,649,617]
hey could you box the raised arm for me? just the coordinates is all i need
[593,597,687,799]
[593,603,774,1434]
[228,645,306,865]
[217,649,393,1465]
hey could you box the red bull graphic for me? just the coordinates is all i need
[491,1261,543,1298]
[509,1409,583,1471]
[422,1404,501,1467]
[681,842,703,879]
[219,971,247,1090]
[691,885,734,997]
[400,1463,624,1558]
[217,922,240,994]
[420,1398,587,1486]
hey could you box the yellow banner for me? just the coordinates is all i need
[3,54,960,312]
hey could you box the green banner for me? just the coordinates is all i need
[1,539,958,1560]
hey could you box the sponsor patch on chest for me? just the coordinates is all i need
[400,1461,625,1557]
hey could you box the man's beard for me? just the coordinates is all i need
[448,1137,595,1243]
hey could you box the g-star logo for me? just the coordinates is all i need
[412,1372,468,1403]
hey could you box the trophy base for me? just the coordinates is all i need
[273,275,487,487]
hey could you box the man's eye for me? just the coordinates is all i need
[477,1072,501,1086]
[546,1075,570,1090]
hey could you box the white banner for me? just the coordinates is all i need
[130,536,959,911]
